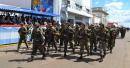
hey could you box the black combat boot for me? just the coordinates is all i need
[28,56,34,62]
[78,55,83,59]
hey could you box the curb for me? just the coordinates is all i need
[0,44,16,48]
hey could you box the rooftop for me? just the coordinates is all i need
[92,7,109,15]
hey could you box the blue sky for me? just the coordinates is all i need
[92,0,130,27]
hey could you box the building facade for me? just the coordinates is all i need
[0,0,92,24]
[53,0,92,24]
[92,7,109,25]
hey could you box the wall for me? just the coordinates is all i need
[93,11,108,25]
[82,0,91,9]
[68,13,75,20]
[0,0,31,9]
[83,17,90,24]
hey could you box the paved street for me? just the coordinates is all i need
[0,31,130,68]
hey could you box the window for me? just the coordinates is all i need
[86,8,90,13]
[75,3,82,10]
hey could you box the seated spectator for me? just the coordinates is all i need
[0,15,6,24]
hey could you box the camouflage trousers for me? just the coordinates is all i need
[108,39,115,53]
[79,39,89,57]
[99,40,107,59]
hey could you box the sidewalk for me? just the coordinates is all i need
[0,44,17,48]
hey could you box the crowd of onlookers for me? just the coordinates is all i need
[0,13,57,25]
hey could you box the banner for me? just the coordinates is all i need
[32,0,53,13]
[0,27,19,45]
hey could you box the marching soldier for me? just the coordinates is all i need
[121,27,126,38]
[28,23,46,62]
[62,23,71,57]
[74,24,80,47]
[17,23,29,52]
[108,27,117,53]
[78,24,89,59]
[45,23,57,53]
[59,23,65,51]
[98,23,107,62]
[68,23,75,53]
[120,27,126,38]
[89,25,97,55]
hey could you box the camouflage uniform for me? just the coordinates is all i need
[78,24,89,59]
[45,25,57,52]
[121,27,126,38]
[62,24,71,57]
[68,25,75,53]
[28,23,46,62]
[108,28,116,53]
[74,24,80,47]
[98,24,107,62]
[17,23,29,51]
[59,24,65,51]
[89,25,97,55]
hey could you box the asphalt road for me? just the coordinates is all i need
[0,31,130,68]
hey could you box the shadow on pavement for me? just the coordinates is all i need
[8,58,28,62]
[56,54,100,63]
[74,57,100,63]
[19,51,32,54]
[8,57,46,62]
[0,49,17,53]
[48,53,62,58]
[57,55,77,60]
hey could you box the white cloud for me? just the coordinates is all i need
[105,2,124,9]
[104,1,124,22]
[107,10,130,27]
[104,1,130,27]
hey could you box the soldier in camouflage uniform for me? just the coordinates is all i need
[116,27,120,37]
[17,23,29,52]
[78,24,89,59]
[62,23,72,57]
[89,25,97,55]
[105,26,111,50]
[28,23,46,62]
[120,27,126,38]
[74,24,80,47]
[98,24,107,62]
[59,23,65,51]
[68,23,75,53]
[44,23,57,53]
[108,27,117,53]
